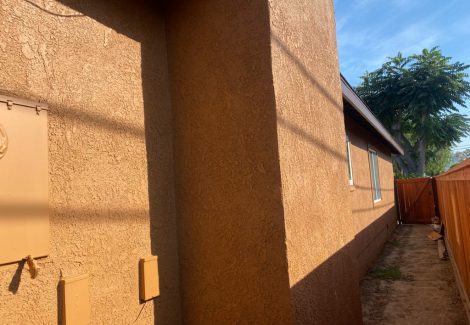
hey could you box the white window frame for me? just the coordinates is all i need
[346,136,354,186]
[369,148,382,203]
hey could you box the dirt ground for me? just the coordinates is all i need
[361,224,468,325]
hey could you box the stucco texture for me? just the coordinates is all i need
[165,0,294,323]
[269,0,363,324]
[0,0,399,324]
[0,1,180,324]
[345,116,398,277]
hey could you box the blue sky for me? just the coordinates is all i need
[334,0,470,150]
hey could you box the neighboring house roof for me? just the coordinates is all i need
[341,74,404,155]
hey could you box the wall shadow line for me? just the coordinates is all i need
[47,103,145,138]
[271,32,343,113]
[23,0,85,18]
[278,116,347,162]
[290,206,397,323]
[52,0,182,323]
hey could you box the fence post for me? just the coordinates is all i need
[395,179,402,224]
[431,177,441,222]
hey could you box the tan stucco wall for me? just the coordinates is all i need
[269,1,363,323]
[0,1,181,324]
[165,0,295,323]
[0,0,398,324]
[345,117,397,277]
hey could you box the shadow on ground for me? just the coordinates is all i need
[361,224,467,325]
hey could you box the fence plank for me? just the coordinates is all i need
[395,177,435,224]
[434,159,470,302]
[456,181,470,295]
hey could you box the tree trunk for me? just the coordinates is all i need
[391,119,417,175]
[416,112,427,177]
[417,138,426,176]
[393,154,410,175]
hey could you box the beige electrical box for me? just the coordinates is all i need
[0,95,49,265]
[59,274,91,325]
[139,256,160,301]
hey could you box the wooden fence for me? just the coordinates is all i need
[435,159,470,306]
[395,177,437,224]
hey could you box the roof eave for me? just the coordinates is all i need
[341,75,404,156]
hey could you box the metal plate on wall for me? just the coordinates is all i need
[0,98,49,264]
[59,274,91,325]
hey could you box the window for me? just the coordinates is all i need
[369,149,381,202]
[346,136,353,185]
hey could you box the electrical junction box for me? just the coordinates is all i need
[59,274,91,325]
[0,95,49,265]
[139,256,160,301]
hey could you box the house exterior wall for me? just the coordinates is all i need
[0,0,398,324]
[165,0,295,323]
[269,1,363,323]
[345,117,398,277]
[0,1,180,324]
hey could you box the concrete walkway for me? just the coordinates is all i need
[361,224,468,325]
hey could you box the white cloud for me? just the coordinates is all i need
[336,0,467,86]
[351,0,381,9]
[373,23,441,56]
[337,5,448,75]
[335,14,351,33]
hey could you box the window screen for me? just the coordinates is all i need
[346,136,353,185]
[369,149,381,202]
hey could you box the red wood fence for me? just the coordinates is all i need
[395,177,437,224]
[434,159,470,303]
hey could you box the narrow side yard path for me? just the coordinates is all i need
[361,224,467,325]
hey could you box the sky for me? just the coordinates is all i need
[334,0,470,151]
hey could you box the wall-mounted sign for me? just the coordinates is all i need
[0,95,49,265]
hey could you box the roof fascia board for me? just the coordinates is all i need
[341,75,404,155]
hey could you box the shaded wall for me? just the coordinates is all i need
[0,1,180,323]
[345,117,397,277]
[269,0,363,323]
[165,0,294,323]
